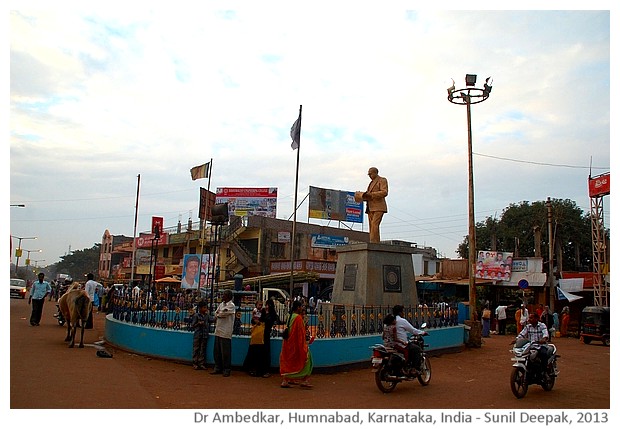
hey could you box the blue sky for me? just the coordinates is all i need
[7,5,614,268]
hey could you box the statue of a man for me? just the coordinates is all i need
[358,167,388,243]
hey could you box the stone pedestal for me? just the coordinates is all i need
[331,242,418,307]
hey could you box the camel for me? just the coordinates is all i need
[58,283,93,348]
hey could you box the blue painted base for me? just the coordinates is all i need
[104,315,465,369]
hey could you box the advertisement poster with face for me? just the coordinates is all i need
[182,253,213,290]
[475,250,513,281]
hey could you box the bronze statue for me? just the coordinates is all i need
[356,167,388,243]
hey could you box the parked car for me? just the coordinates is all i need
[10,278,27,299]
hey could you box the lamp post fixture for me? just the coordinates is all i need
[11,235,38,275]
[447,74,492,322]
[23,249,42,266]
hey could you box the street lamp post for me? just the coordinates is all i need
[11,236,38,275]
[447,74,492,328]
[23,249,42,266]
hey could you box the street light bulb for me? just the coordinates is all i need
[465,74,477,86]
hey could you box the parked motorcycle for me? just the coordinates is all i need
[370,324,431,393]
[510,338,559,398]
[53,304,66,326]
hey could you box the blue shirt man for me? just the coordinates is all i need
[29,273,51,326]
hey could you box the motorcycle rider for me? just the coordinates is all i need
[392,305,425,371]
[516,312,550,366]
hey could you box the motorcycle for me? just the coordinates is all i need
[370,323,431,393]
[510,338,559,398]
[53,304,66,326]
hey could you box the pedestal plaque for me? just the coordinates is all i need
[332,242,418,307]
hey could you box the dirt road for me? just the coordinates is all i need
[10,296,610,412]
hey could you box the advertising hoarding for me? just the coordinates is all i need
[216,187,277,218]
[308,185,363,223]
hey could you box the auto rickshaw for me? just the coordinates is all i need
[580,306,610,346]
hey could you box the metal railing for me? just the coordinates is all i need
[109,294,459,339]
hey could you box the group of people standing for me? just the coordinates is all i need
[481,301,570,338]
[190,290,315,388]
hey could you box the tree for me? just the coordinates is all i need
[50,244,101,281]
[457,199,596,272]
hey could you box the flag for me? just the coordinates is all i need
[556,287,583,302]
[190,162,210,181]
[290,112,301,150]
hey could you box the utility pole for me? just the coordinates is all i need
[546,197,554,308]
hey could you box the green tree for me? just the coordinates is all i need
[50,244,101,281]
[457,199,596,272]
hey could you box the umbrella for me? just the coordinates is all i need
[155,277,181,283]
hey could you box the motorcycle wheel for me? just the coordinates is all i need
[375,367,398,393]
[417,357,432,386]
[510,367,528,399]
[541,365,556,391]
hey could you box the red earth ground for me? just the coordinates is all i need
[10,296,611,418]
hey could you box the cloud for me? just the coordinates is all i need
[9,8,612,264]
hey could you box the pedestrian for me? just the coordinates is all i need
[211,289,235,377]
[84,273,102,329]
[541,305,554,340]
[517,304,529,334]
[132,282,141,303]
[560,306,570,337]
[191,301,211,370]
[280,300,314,388]
[29,272,51,326]
[258,298,282,377]
[481,304,492,337]
[515,307,523,334]
[243,311,266,377]
[495,303,508,335]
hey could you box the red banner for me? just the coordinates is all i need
[588,173,610,198]
[151,216,164,235]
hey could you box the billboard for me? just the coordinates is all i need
[588,172,610,198]
[181,254,213,289]
[475,250,513,281]
[216,187,277,218]
[308,185,364,223]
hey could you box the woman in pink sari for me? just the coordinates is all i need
[279,300,314,388]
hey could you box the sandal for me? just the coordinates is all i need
[299,381,313,388]
[280,381,291,388]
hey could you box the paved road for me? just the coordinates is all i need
[9,295,611,422]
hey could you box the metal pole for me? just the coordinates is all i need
[131,174,141,286]
[546,197,553,307]
[289,105,302,298]
[466,95,477,317]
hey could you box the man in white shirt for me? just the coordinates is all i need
[393,305,426,370]
[85,273,102,329]
[211,289,236,377]
[495,304,508,335]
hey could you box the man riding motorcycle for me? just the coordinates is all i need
[515,312,550,365]
[392,305,426,371]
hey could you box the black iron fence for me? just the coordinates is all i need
[109,294,459,339]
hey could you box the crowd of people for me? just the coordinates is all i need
[489,301,570,339]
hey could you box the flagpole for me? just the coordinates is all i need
[199,159,213,301]
[130,174,141,286]
[289,105,302,297]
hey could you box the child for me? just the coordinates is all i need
[191,301,211,370]
[382,314,397,348]
[252,301,263,325]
